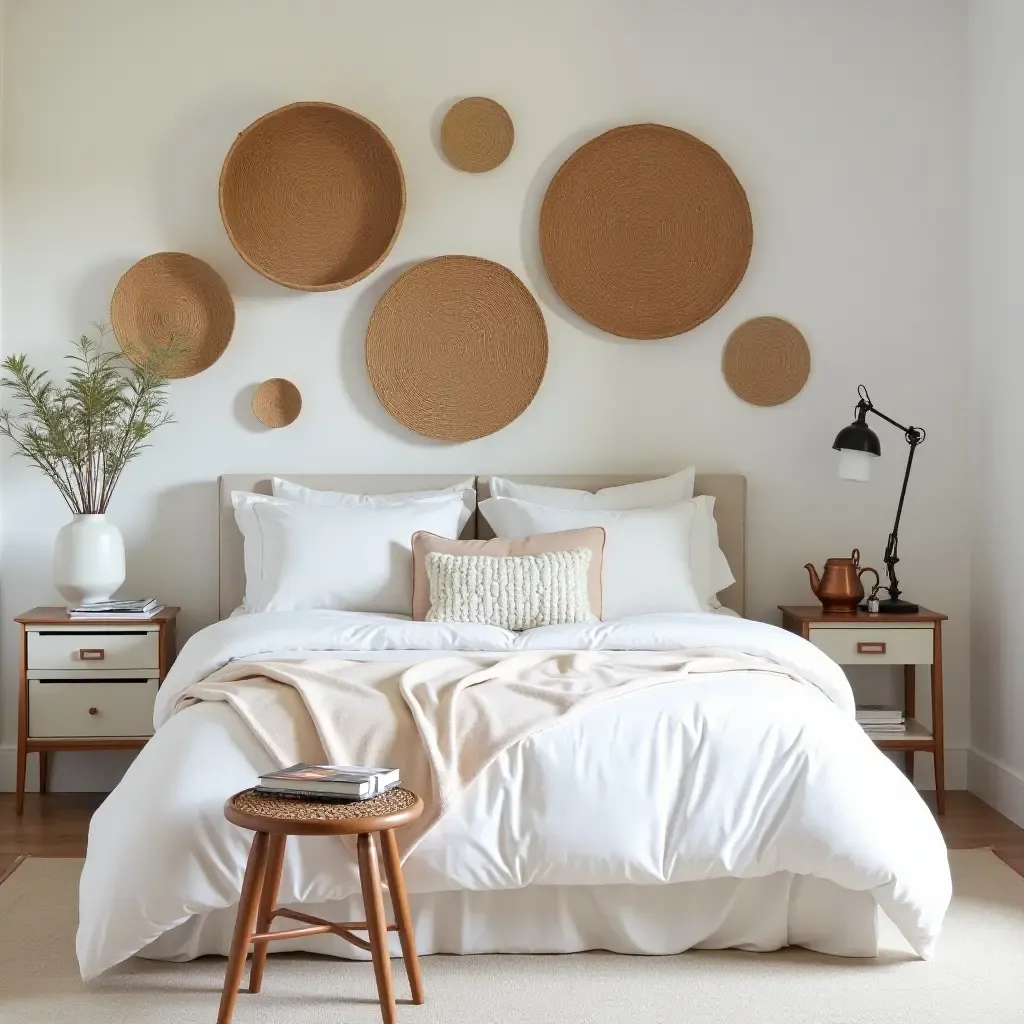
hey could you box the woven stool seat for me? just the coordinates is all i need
[218,787,424,1024]
[229,787,421,833]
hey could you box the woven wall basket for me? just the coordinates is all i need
[539,124,753,340]
[365,256,547,442]
[252,378,302,427]
[722,317,810,406]
[441,97,514,172]
[110,252,235,378]
[219,102,405,291]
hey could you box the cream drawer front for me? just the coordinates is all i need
[28,679,157,738]
[809,627,934,666]
[27,630,159,672]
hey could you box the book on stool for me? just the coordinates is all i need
[255,763,400,802]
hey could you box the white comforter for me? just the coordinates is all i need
[76,611,951,978]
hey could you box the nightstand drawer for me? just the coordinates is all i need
[27,629,159,672]
[809,626,934,665]
[28,679,157,737]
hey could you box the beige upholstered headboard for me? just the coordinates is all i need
[218,473,746,619]
[475,475,745,615]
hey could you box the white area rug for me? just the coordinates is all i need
[0,850,1022,1023]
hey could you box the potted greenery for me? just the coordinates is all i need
[0,327,173,606]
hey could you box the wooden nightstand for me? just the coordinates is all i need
[779,605,947,815]
[13,606,179,815]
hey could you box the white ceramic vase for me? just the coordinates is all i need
[53,514,126,606]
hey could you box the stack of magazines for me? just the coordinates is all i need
[69,598,164,620]
[256,764,401,802]
[856,704,906,735]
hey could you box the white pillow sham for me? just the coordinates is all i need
[232,491,465,614]
[477,497,702,619]
[488,468,695,510]
[488,470,734,606]
[273,476,476,534]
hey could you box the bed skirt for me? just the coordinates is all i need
[139,873,879,963]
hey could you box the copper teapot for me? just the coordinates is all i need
[805,549,880,614]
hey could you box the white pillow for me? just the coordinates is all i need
[488,469,695,509]
[488,470,734,607]
[273,476,476,534]
[477,497,702,619]
[232,491,465,614]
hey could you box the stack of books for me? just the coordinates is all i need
[256,763,401,803]
[856,704,906,735]
[69,598,165,620]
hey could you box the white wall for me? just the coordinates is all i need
[0,0,969,790]
[967,0,1024,826]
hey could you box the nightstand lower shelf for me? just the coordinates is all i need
[863,718,932,747]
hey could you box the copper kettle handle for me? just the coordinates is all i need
[858,566,880,594]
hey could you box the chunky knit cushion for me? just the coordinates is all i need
[424,548,595,629]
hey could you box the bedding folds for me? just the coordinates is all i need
[76,611,951,979]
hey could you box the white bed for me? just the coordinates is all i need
[75,474,951,979]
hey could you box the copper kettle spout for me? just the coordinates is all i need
[805,563,822,597]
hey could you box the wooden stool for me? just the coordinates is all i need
[217,787,425,1024]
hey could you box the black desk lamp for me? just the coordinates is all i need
[832,385,925,613]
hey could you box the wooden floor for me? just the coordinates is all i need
[1,790,1023,881]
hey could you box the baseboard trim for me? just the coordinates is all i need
[968,748,1024,829]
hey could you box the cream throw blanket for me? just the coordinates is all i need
[175,650,809,854]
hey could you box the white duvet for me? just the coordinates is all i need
[76,611,951,978]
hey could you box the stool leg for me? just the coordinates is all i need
[249,833,287,994]
[217,831,269,1024]
[380,828,423,1004]
[358,833,397,1024]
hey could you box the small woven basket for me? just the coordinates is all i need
[110,252,235,378]
[441,97,514,172]
[722,317,811,406]
[252,378,302,428]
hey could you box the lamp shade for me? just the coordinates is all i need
[833,416,880,482]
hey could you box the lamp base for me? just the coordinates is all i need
[876,597,919,614]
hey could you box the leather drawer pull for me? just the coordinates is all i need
[79,648,105,661]
[857,641,887,655]
[88,707,99,716]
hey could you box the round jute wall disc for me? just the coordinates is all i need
[252,378,302,428]
[539,123,753,339]
[220,101,405,291]
[722,317,810,406]
[440,97,514,172]
[365,256,547,442]
[110,252,235,378]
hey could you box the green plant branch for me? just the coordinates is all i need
[0,328,174,514]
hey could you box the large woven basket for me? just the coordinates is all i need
[540,123,753,339]
[220,101,405,291]
[365,255,547,442]
[110,252,235,378]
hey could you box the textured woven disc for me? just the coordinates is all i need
[110,252,235,378]
[441,97,514,172]
[220,101,405,291]
[722,317,810,406]
[366,256,547,442]
[252,378,302,428]
[540,124,753,339]
[232,787,419,823]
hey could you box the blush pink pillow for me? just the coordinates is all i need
[411,528,606,622]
